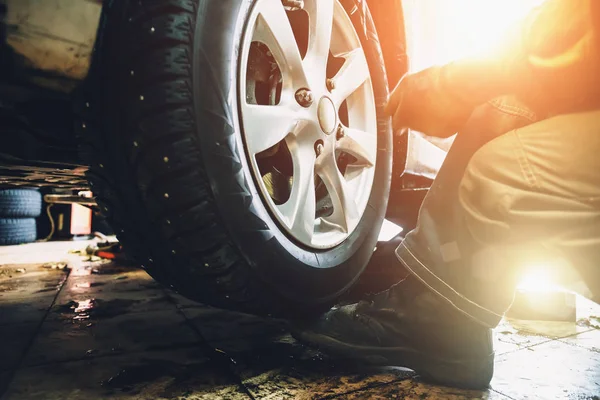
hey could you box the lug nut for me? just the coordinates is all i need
[295,88,314,108]
[336,125,345,140]
[326,79,335,91]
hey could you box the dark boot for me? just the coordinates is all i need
[292,276,494,389]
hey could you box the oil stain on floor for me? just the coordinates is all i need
[0,241,599,399]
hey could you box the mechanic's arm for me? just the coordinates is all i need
[386,0,600,137]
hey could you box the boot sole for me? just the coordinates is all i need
[293,329,494,390]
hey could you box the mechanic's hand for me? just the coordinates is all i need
[384,66,477,138]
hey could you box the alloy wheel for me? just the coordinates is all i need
[239,0,377,249]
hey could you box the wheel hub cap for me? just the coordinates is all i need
[317,97,337,135]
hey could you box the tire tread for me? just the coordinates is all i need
[79,0,293,316]
[0,218,37,245]
[0,189,42,218]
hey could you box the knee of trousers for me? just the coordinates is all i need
[458,132,522,243]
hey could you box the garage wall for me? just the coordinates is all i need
[3,0,101,81]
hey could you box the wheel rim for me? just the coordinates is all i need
[239,0,377,250]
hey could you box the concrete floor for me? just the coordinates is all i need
[0,241,599,400]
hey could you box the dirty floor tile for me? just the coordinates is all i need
[4,347,249,400]
[180,306,288,342]
[0,264,67,298]
[333,380,511,400]
[493,319,551,355]
[0,372,12,398]
[48,287,175,320]
[0,264,68,326]
[505,318,594,339]
[243,366,413,400]
[22,309,200,366]
[0,294,58,326]
[576,296,600,322]
[213,333,414,399]
[3,242,600,400]
[502,294,600,341]
[559,328,600,352]
[168,291,205,309]
[492,339,600,400]
[0,241,93,265]
[0,322,38,372]
[67,269,162,294]
[48,265,175,319]
[577,315,600,331]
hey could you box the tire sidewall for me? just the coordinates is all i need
[192,0,392,305]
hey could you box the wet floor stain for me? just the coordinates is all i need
[75,282,106,288]
[54,298,141,321]
[4,347,249,400]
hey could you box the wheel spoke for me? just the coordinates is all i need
[304,0,335,84]
[242,103,301,155]
[254,0,308,88]
[337,127,375,166]
[315,146,359,232]
[278,137,317,243]
[331,49,370,107]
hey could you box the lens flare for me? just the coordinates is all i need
[518,264,561,293]
[403,0,546,72]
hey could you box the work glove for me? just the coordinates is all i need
[384,66,477,138]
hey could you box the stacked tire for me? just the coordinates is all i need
[0,189,42,245]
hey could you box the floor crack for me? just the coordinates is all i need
[163,291,257,400]
[318,377,413,400]
[0,267,71,399]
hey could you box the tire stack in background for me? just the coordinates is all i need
[0,189,42,245]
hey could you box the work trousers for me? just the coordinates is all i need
[396,96,600,327]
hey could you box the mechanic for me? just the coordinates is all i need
[294,0,600,390]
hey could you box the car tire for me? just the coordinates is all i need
[80,0,392,317]
[0,218,37,245]
[0,189,42,218]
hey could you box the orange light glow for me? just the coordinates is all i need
[403,0,546,72]
[518,265,561,293]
